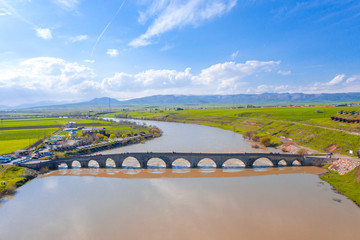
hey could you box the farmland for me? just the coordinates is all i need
[0,117,151,155]
[105,106,360,156]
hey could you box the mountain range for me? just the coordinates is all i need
[1,93,360,111]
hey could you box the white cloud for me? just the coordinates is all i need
[70,35,88,42]
[277,70,291,76]
[106,49,119,57]
[346,74,360,83]
[103,60,279,94]
[231,50,239,60]
[0,57,99,105]
[130,0,237,47]
[52,0,79,10]
[35,28,53,40]
[84,59,95,63]
[326,74,345,85]
[0,8,12,16]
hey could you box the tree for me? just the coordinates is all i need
[109,134,116,139]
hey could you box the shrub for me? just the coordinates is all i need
[252,135,260,142]
[296,148,307,155]
[251,143,259,149]
[243,131,255,140]
[260,136,271,147]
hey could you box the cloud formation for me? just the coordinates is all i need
[0,7,11,16]
[130,0,237,47]
[103,60,279,94]
[0,57,98,105]
[70,35,88,42]
[36,28,53,40]
[2,57,359,105]
[106,49,119,57]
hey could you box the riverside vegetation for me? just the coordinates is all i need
[105,106,360,156]
[105,105,360,206]
[0,165,37,198]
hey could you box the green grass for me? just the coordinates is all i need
[105,106,360,155]
[0,118,104,128]
[320,167,360,206]
[0,165,28,192]
[0,128,58,155]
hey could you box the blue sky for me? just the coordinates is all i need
[0,0,360,105]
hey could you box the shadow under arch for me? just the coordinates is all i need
[197,158,216,168]
[253,157,274,168]
[278,160,287,167]
[88,160,100,168]
[222,158,245,168]
[122,156,140,168]
[172,158,191,168]
[71,160,81,168]
[106,158,116,168]
[147,157,166,168]
[292,160,302,166]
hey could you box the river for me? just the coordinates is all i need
[0,119,359,240]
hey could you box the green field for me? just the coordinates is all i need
[0,117,154,155]
[105,106,360,155]
[0,128,58,155]
[0,118,104,128]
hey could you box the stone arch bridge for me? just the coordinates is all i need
[21,152,335,171]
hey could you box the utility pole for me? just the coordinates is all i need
[109,98,111,112]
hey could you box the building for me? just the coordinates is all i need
[65,122,77,128]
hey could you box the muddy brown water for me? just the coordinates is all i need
[0,119,359,239]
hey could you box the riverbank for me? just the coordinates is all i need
[104,107,360,157]
[320,159,360,206]
[0,165,37,198]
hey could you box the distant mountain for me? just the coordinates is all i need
[120,93,360,105]
[3,93,360,111]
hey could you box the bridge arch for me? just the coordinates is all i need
[197,158,216,168]
[106,158,116,168]
[253,157,274,167]
[57,162,69,169]
[172,158,191,168]
[122,157,141,168]
[88,160,100,168]
[278,160,287,167]
[292,160,302,166]
[71,160,81,168]
[147,157,166,168]
[222,158,245,168]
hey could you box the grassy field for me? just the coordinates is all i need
[0,128,58,155]
[0,118,104,128]
[105,106,360,155]
[0,165,37,197]
[320,166,360,206]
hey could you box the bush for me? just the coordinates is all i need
[251,143,259,149]
[243,131,255,140]
[39,167,49,174]
[260,136,271,147]
[296,148,307,155]
[252,135,260,142]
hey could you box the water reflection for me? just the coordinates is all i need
[2,167,360,240]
